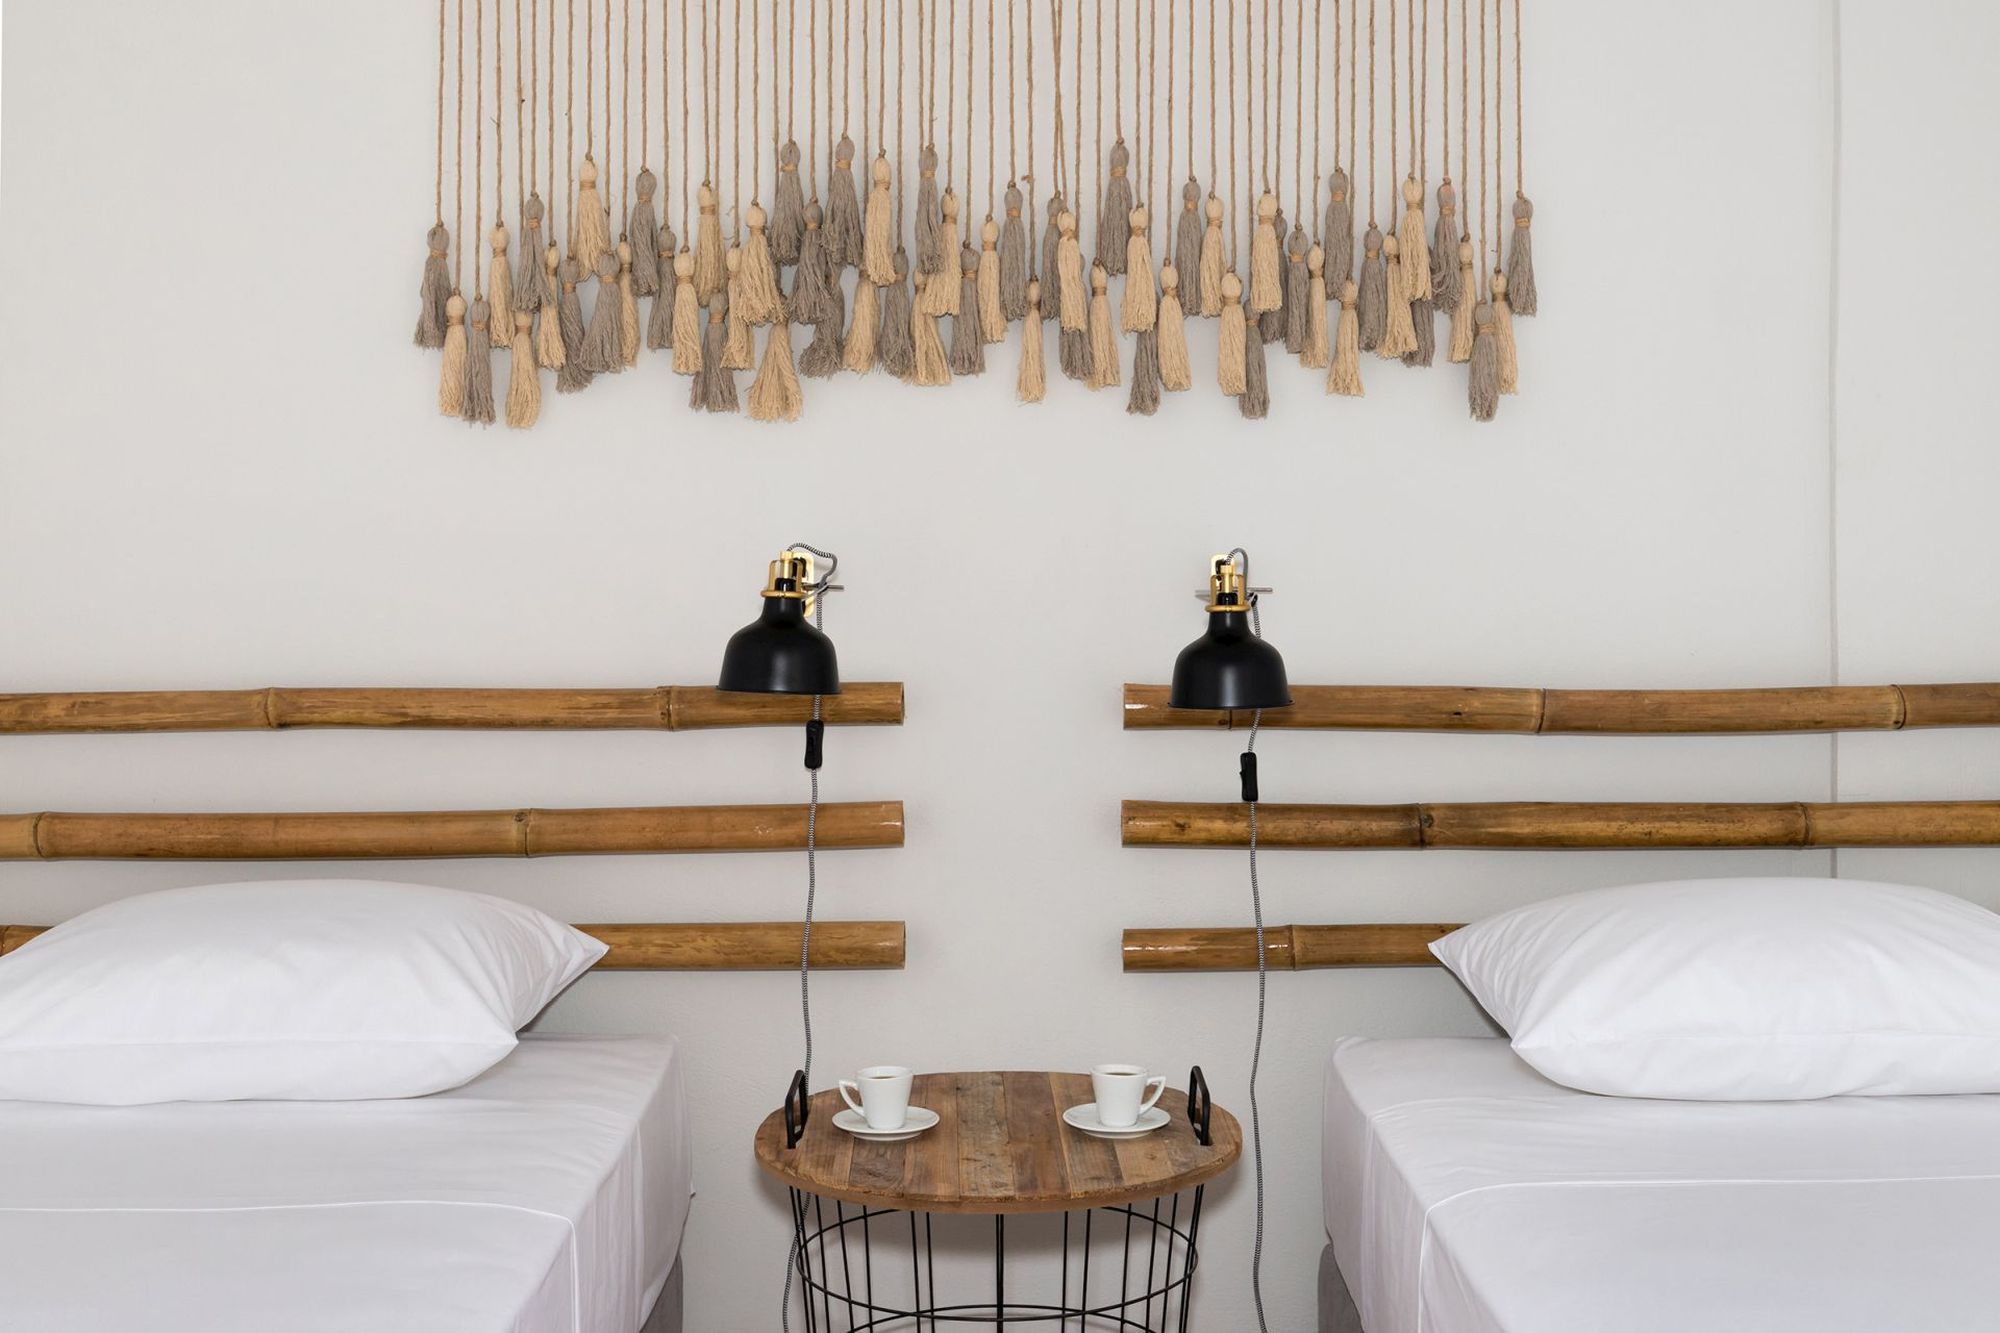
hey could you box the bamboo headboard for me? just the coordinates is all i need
[1,683,908,971]
[1119,679,2000,972]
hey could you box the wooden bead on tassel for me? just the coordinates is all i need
[999,185,1028,321]
[1492,270,1518,393]
[486,228,514,353]
[538,245,568,368]
[748,319,805,421]
[1357,224,1387,351]
[1323,168,1354,285]
[694,183,726,303]
[1086,262,1120,389]
[877,249,916,378]
[1198,195,1226,317]
[572,158,610,270]
[1447,237,1476,363]
[670,251,702,375]
[618,241,641,367]
[1284,226,1311,356]
[1379,233,1417,358]
[1505,195,1537,315]
[1157,263,1192,391]
[555,260,592,391]
[1175,180,1205,317]
[415,224,451,347]
[628,171,662,297]
[843,271,880,373]
[461,297,497,424]
[1017,277,1047,402]
[1098,141,1134,274]
[1467,300,1499,421]
[771,141,806,266]
[577,252,624,373]
[1327,278,1363,396]
[1122,207,1156,332]
[863,156,897,285]
[1218,272,1247,396]
[505,310,541,428]
[917,191,963,315]
[723,249,755,371]
[438,292,468,412]
[1250,193,1283,313]
[740,204,785,325]
[825,135,863,270]
[1429,181,1459,311]
[949,245,986,375]
[517,199,555,313]
[977,219,1006,343]
[1398,176,1432,301]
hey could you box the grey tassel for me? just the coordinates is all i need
[1430,181,1460,311]
[1259,207,1289,344]
[628,170,662,297]
[415,223,451,347]
[1097,141,1133,274]
[555,258,593,392]
[1323,168,1355,285]
[916,146,945,275]
[461,297,496,423]
[1175,180,1205,315]
[771,141,806,266]
[1059,326,1093,382]
[577,252,623,373]
[999,184,1028,320]
[1284,225,1311,356]
[798,249,847,381]
[1126,327,1160,415]
[799,312,845,378]
[825,135,863,269]
[1468,302,1499,420]
[699,292,740,411]
[646,224,680,349]
[877,248,916,377]
[948,247,985,375]
[1505,195,1537,315]
[515,200,555,312]
[1357,224,1387,351]
[1403,296,1436,367]
[789,204,838,326]
[1040,195,1064,302]
[1239,320,1269,419]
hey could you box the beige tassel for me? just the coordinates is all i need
[670,251,703,375]
[505,310,542,428]
[1398,176,1432,301]
[694,183,725,302]
[843,273,879,373]
[1250,194,1283,314]
[739,204,785,324]
[1218,272,1247,396]
[1056,211,1087,332]
[537,247,567,368]
[1327,278,1364,396]
[487,227,514,352]
[461,297,497,424]
[1303,246,1331,370]
[1379,234,1417,359]
[1017,278,1046,402]
[572,157,610,270]
[977,219,1006,343]
[415,224,451,347]
[723,250,755,370]
[1505,195,1537,315]
[1122,208,1156,332]
[555,259,593,392]
[1086,263,1119,389]
[748,319,805,421]
[1157,263,1192,391]
[917,191,963,316]
[863,156,897,285]
[909,276,952,385]
[618,241,641,367]
[438,293,468,414]
[1447,237,1476,363]
[1492,270,1518,393]
[1468,301,1499,421]
[1198,195,1226,317]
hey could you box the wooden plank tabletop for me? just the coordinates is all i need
[754,1071,1243,1215]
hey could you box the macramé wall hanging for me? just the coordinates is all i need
[414,0,1537,425]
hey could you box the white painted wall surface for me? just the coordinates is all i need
[1,1,1991,1327]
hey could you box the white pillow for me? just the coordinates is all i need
[1431,877,2000,1100]
[0,880,606,1105]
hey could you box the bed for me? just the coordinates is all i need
[0,1033,694,1333]
[1319,1035,2000,1333]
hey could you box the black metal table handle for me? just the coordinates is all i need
[784,1068,810,1148]
[1186,1064,1213,1146]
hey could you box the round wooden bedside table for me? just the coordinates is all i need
[755,1068,1242,1329]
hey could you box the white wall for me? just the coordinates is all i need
[1,1,1992,1328]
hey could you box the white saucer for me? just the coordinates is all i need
[1063,1103,1171,1139]
[832,1106,939,1142]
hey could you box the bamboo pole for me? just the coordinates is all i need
[1121,799,2000,849]
[0,802,905,860]
[0,684,905,734]
[0,920,906,969]
[1123,924,1455,970]
[1121,682,2000,734]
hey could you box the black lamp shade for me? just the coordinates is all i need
[1169,610,1291,710]
[717,595,842,695]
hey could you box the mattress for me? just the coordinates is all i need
[1323,1036,2000,1333]
[0,1034,693,1333]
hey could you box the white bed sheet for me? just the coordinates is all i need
[0,1034,693,1333]
[1324,1036,2000,1333]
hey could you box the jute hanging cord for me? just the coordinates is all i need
[504,0,542,425]
[1447,0,1474,363]
[572,0,612,268]
[722,0,756,372]
[1197,0,1224,319]
[1325,0,1364,394]
[554,0,597,393]
[1300,0,1328,369]
[863,0,898,285]
[418,0,454,349]
[668,0,703,376]
[692,0,726,301]
[1488,0,1516,393]
[1015,0,1046,401]
[1323,0,1352,285]
[440,0,470,411]
[918,0,964,315]
[771,0,806,264]
[614,0,642,367]
[1170,0,1200,322]
[1465,0,1497,420]
[628,0,662,298]
[1376,0,1418,360]
[1281,0,1308,357]
[1250,0,1284,343]
[1121,0,1157,337]
[1080,0,1118,390]
[1054,0,1089,385]
[465,0,500,424]
[975,0,1006,344]
[998,0,1027,321]
[1238,0,1270,419]
[741,0,785,324]
[795,0,849,374]
[540,0,571,368]
[879,0,918,378]
[1355,0,1386,351]
[906,0,953,399]
[1502,0,1535,314]
[948,0,987,373]
[1429,0,1459,313]
[1041,0,1065,311]
[842,0,883,371]
[1095,0,1131,274]
[1400,0,1436,367]
[518,0,557,318]
[826,0,864,269]
[1396,0,1430,301]
[1155,0,1192,390]
[1216,0,1248,397]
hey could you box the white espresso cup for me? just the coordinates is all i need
[839,1066,914,1131]
[1091,1064,1168,1129]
